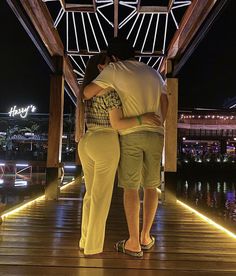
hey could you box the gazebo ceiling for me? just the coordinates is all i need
[44,0,192,84]
[7,0,229,99]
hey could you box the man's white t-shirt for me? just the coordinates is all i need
[93,59,167,135]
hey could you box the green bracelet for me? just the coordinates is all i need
[136,115,142,125]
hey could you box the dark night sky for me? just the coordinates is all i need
[178,0,236,109]
[0,1,51,113]
[0,0,235,114]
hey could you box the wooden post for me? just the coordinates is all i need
[114,0,119,37]
[45,56,64,200]
[74,86,83,183]
[164,77,178,172]
[163,75,178,203]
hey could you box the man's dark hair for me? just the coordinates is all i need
[107,36,135,60]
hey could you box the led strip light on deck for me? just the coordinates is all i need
[177,200,236,239]
[0,180,78,220]
[1,195,45,220]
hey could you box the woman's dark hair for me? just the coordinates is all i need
[107,36,135,60]
[82,53,107,87]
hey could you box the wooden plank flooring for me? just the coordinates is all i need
[1,181,236,275]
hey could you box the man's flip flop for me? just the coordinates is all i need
[114,240,143,257]
[141,236,155,250]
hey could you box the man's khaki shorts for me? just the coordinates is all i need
[118,131,164,189]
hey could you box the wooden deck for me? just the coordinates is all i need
[1,180,236,275]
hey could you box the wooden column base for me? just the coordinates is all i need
[75,165,82,178]
[162,172,177,204]
[45,168,60,200]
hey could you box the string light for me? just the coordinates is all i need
[180,114,235,120]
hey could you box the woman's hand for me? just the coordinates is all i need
[141,113,162,126]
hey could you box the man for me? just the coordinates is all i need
[83,37,168,257]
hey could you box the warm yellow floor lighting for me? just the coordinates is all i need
[60,179,75,190]
[1,195,45,220]
[177,199,236,239]
[1,180,78,221]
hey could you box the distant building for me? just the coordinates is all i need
[0,112,75,162]
[178,108,236,165]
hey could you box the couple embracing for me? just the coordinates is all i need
[77,37,168,257]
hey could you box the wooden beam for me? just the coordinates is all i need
[137,0,141,12]
[7,0,78,103]
[20,0,64,56]
[159,0,220,74]
[172,0,229,76]
[167,0,218,59]
[168,0,175,12]
[166,59,173,76]
[64,55,80,98]
[137,0,172,13]
[65,4,95,13]
[65,83,77,105]
[139,6,168,13]
[7,0,56,73]
[19,0,80,98]
[114,0,119,37]
[67,50,164,57]
[46,56,64,200]
[47,56,64,168]
[93,0,97,12]
[59,0,66,10]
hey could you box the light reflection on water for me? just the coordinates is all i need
[0,173,46,213]
[0,169,75,214]
[177,176,236,228]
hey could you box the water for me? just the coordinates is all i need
[177,174,236,231]
[2,164,236,234]
[0,167,75,214]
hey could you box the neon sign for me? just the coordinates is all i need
[8,105,36,118]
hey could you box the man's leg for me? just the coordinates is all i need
[123,188,141,252]
[140,188,158,245]
[118,133,143,253]
[140,132,164,246]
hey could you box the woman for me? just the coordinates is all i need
[78,53,160,255]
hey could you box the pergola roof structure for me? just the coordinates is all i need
[7,0,229,102]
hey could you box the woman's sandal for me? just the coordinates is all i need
[114,240,143,257]
[140,235,155,250]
